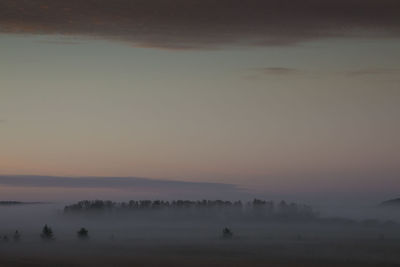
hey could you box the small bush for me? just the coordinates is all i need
[13,230,20,241]
[77,227,89,239]
[222,227,233,239]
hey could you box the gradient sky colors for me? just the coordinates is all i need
[1,1,400,202]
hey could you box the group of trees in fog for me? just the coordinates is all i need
[2,231,20,242]
[39,225,89,240]
[3,225,236,242]
[2,226,89,242]
[64,199,318,221]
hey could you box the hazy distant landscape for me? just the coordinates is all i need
[1,198,400,266]
[2,0,400,266]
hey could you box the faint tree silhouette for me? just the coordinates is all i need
[77,227,89,239]
[40,224,54,240]
[13,230,20,241]
[222,227,233,239]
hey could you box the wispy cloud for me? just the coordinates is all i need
[0,0,399,49]
[247,67,400,79]
[244,67,302,79]
[253,67,301,75]
[344,68,400,77]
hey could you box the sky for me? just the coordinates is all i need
[1,0,400,203]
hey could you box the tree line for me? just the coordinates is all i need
[64,199,318,220]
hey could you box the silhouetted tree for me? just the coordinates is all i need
[77,227,89,239]
[13,230,20,241]
[222,227,233,239]
[40,224,54,240]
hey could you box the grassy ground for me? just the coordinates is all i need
[1,237,400,267]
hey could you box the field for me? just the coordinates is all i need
[1,204,400,266]
[2,223,400,266]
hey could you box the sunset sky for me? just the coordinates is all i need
[1,0,400,202]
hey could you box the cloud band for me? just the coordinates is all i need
[1,0,400,49]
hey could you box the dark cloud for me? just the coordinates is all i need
[36,40,83,45]
[0,0,400,49]
[0,175,235,189]
[344,68,400,77]
[253,67,300,75]
[0,175,247,199]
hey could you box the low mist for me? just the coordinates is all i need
[1,198,400,267]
